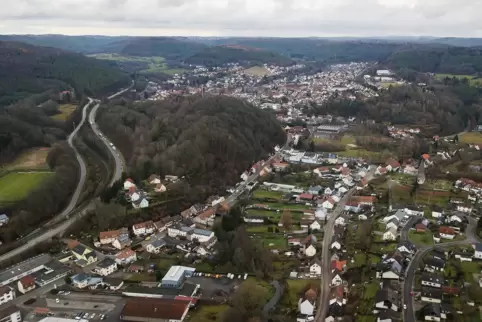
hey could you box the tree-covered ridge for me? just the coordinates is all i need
[119,37,208,59]
[98,96,286,190]
[184,45,293,66]
[0,41,130,106]
[307,84,482,136]
[385,45,482,75]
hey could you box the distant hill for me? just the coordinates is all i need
[119,37,208,60]
[384,44,482,75]
[427,37,482,47]
[0,41,130,105]
[184,45,293,66]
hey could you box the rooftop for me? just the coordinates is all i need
[162,266,195,283]
[0,253,53,284]
[121,298,189,320]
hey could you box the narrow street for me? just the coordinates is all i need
[315,166,376,321]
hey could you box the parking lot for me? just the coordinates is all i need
[23,292,125,322]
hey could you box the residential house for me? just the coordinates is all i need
[386,217,400,231]
[421,272,444,288]
[397,241,416,255]
[71,243,97,266]
[376,166,388,175]
[334,217,346,226]
[456,204,473,213]
[386,159,401,172]
[123,178,136,190]
[148,174,161,185]
[473,243,482,259]
[132,197,149,209]
[0,286,15,305]
[404,206,424,216]
[448,214,463,224]
[383,228,397,241]
[331,260,347,273]
[146,239,166,254]
[244,216,265,224]
[439,226,456,240]
[299,193,314,201]
[322,198,335,210]
[344,201,361,213]
[310,259,322,276]
[71,273,91,289]
[328,286,346,316]
[331,272,343,286]
[422,303,442,322]
[193,208,216,226]
[112,235,132,250]
[154,184,167,193]
[94,258,117,276]
[104,277,124,291]
[421,287,442,303]
[431,207,444,218]
[310,221,321,231]
[424,257,445,273]
[115,249,137,266]
[272,162,290,171]
[305,245,317,257]
[308,186,322,195]
[154,220,166,232]
[132,221,155,236]
[358,214,368,220]
[416,223,427,233]
[0,214,9,226]
[324,187,333,195]
[298,298,315,316]
[377,310,400,322]
[17,276,35,294]
[99,230,122,245]
[357,178,368,190]
[315,208,328,221]
[379,261,402,279]
[375,286,400,311]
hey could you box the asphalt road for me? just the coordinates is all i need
[403,216,480,321]
[0,85,132,264]
[316,166,376,321]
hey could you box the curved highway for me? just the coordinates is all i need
[0,84,133,263]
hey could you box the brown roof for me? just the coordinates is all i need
[440,226,456,235]
[198,207,215,219]
[330,285,344,301]
[305,288,317,301]
[100,230,120,240]
[0,306,20,319]
[0,285,12,296]
[121,298,189,320]
[20,275,35,288]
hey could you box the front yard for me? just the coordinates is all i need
[408,230,434,246]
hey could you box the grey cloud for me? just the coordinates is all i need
[1,0,482,37]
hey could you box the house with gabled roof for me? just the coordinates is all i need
[375,285,400,311]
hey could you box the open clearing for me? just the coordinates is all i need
[435,73,482,87]
[0,172,53,204]
[5,148,50,170]
[460,132,482,145]
[51,104,77,121]
[88,53,186,75]
[187,304,228,322]
[244,66,270,76]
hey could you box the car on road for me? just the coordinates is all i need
[90,313,96,319]
[404,304,407,310]
[55,298,60,303]
[83,313,89,319]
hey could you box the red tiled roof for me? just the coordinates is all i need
[126,178,134,183]
[198,208,216,219]
[440,226,455,235]
[116,249,136,260]
[20,275,35,287]
[99,230,120,240]
[330,260,347,271]
[121,298,189,320]
[386,158,401,168]
[300,193,314,200]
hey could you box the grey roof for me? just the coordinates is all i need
[425,257,445,269]
[161,266,195,283]
[389,261,402,274]
[72,273,90,282]
[421,272,444,284]
[422,287,443,299]
[150,239,166,248]
[423,304,441,317]
[375,286,399,306]
[474,243,482,252]
[96,258,116,268]
[180,226,194,233]
[104,277,123,287]
[397,241,416,252]
[0,253,53,284]
[193,228,213,236]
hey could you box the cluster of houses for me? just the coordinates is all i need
[123,179,150,209]
[387,126,421,139]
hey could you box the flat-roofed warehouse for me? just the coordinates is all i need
[121,298,190,322]
[0,253,70,287]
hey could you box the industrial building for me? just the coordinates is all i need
[161,266,195,288]
[0,253,70,287]
[121,298,190,322]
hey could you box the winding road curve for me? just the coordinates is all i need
[403,216,480,321]
[0,85,133,264]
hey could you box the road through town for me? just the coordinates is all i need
[315,165,376,321]
[0,85,133,264]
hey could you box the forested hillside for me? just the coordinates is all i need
[0,41,130,106]
[120,37,208,59]
[307,84,482,135]
[97,96,286,192]
[384,45,482,75]
[185,45,293,66]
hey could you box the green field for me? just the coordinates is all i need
[435,73,482,87]
[89,53,186,75]
[51,104,77,121]
[460,132,482,145]
[252,189,284,200]
[408,230,434,246]
[0,172,53,204]
[187,304,228,322]
[244,66,270,76]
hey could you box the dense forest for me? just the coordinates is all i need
[185,45,293,66]
[97,95,286,193]
[307,83,482,135]
[0,41,130,106]
[119,37,207,59]
[384,45,482,75]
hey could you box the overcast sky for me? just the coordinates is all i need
[0,0,481,37]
